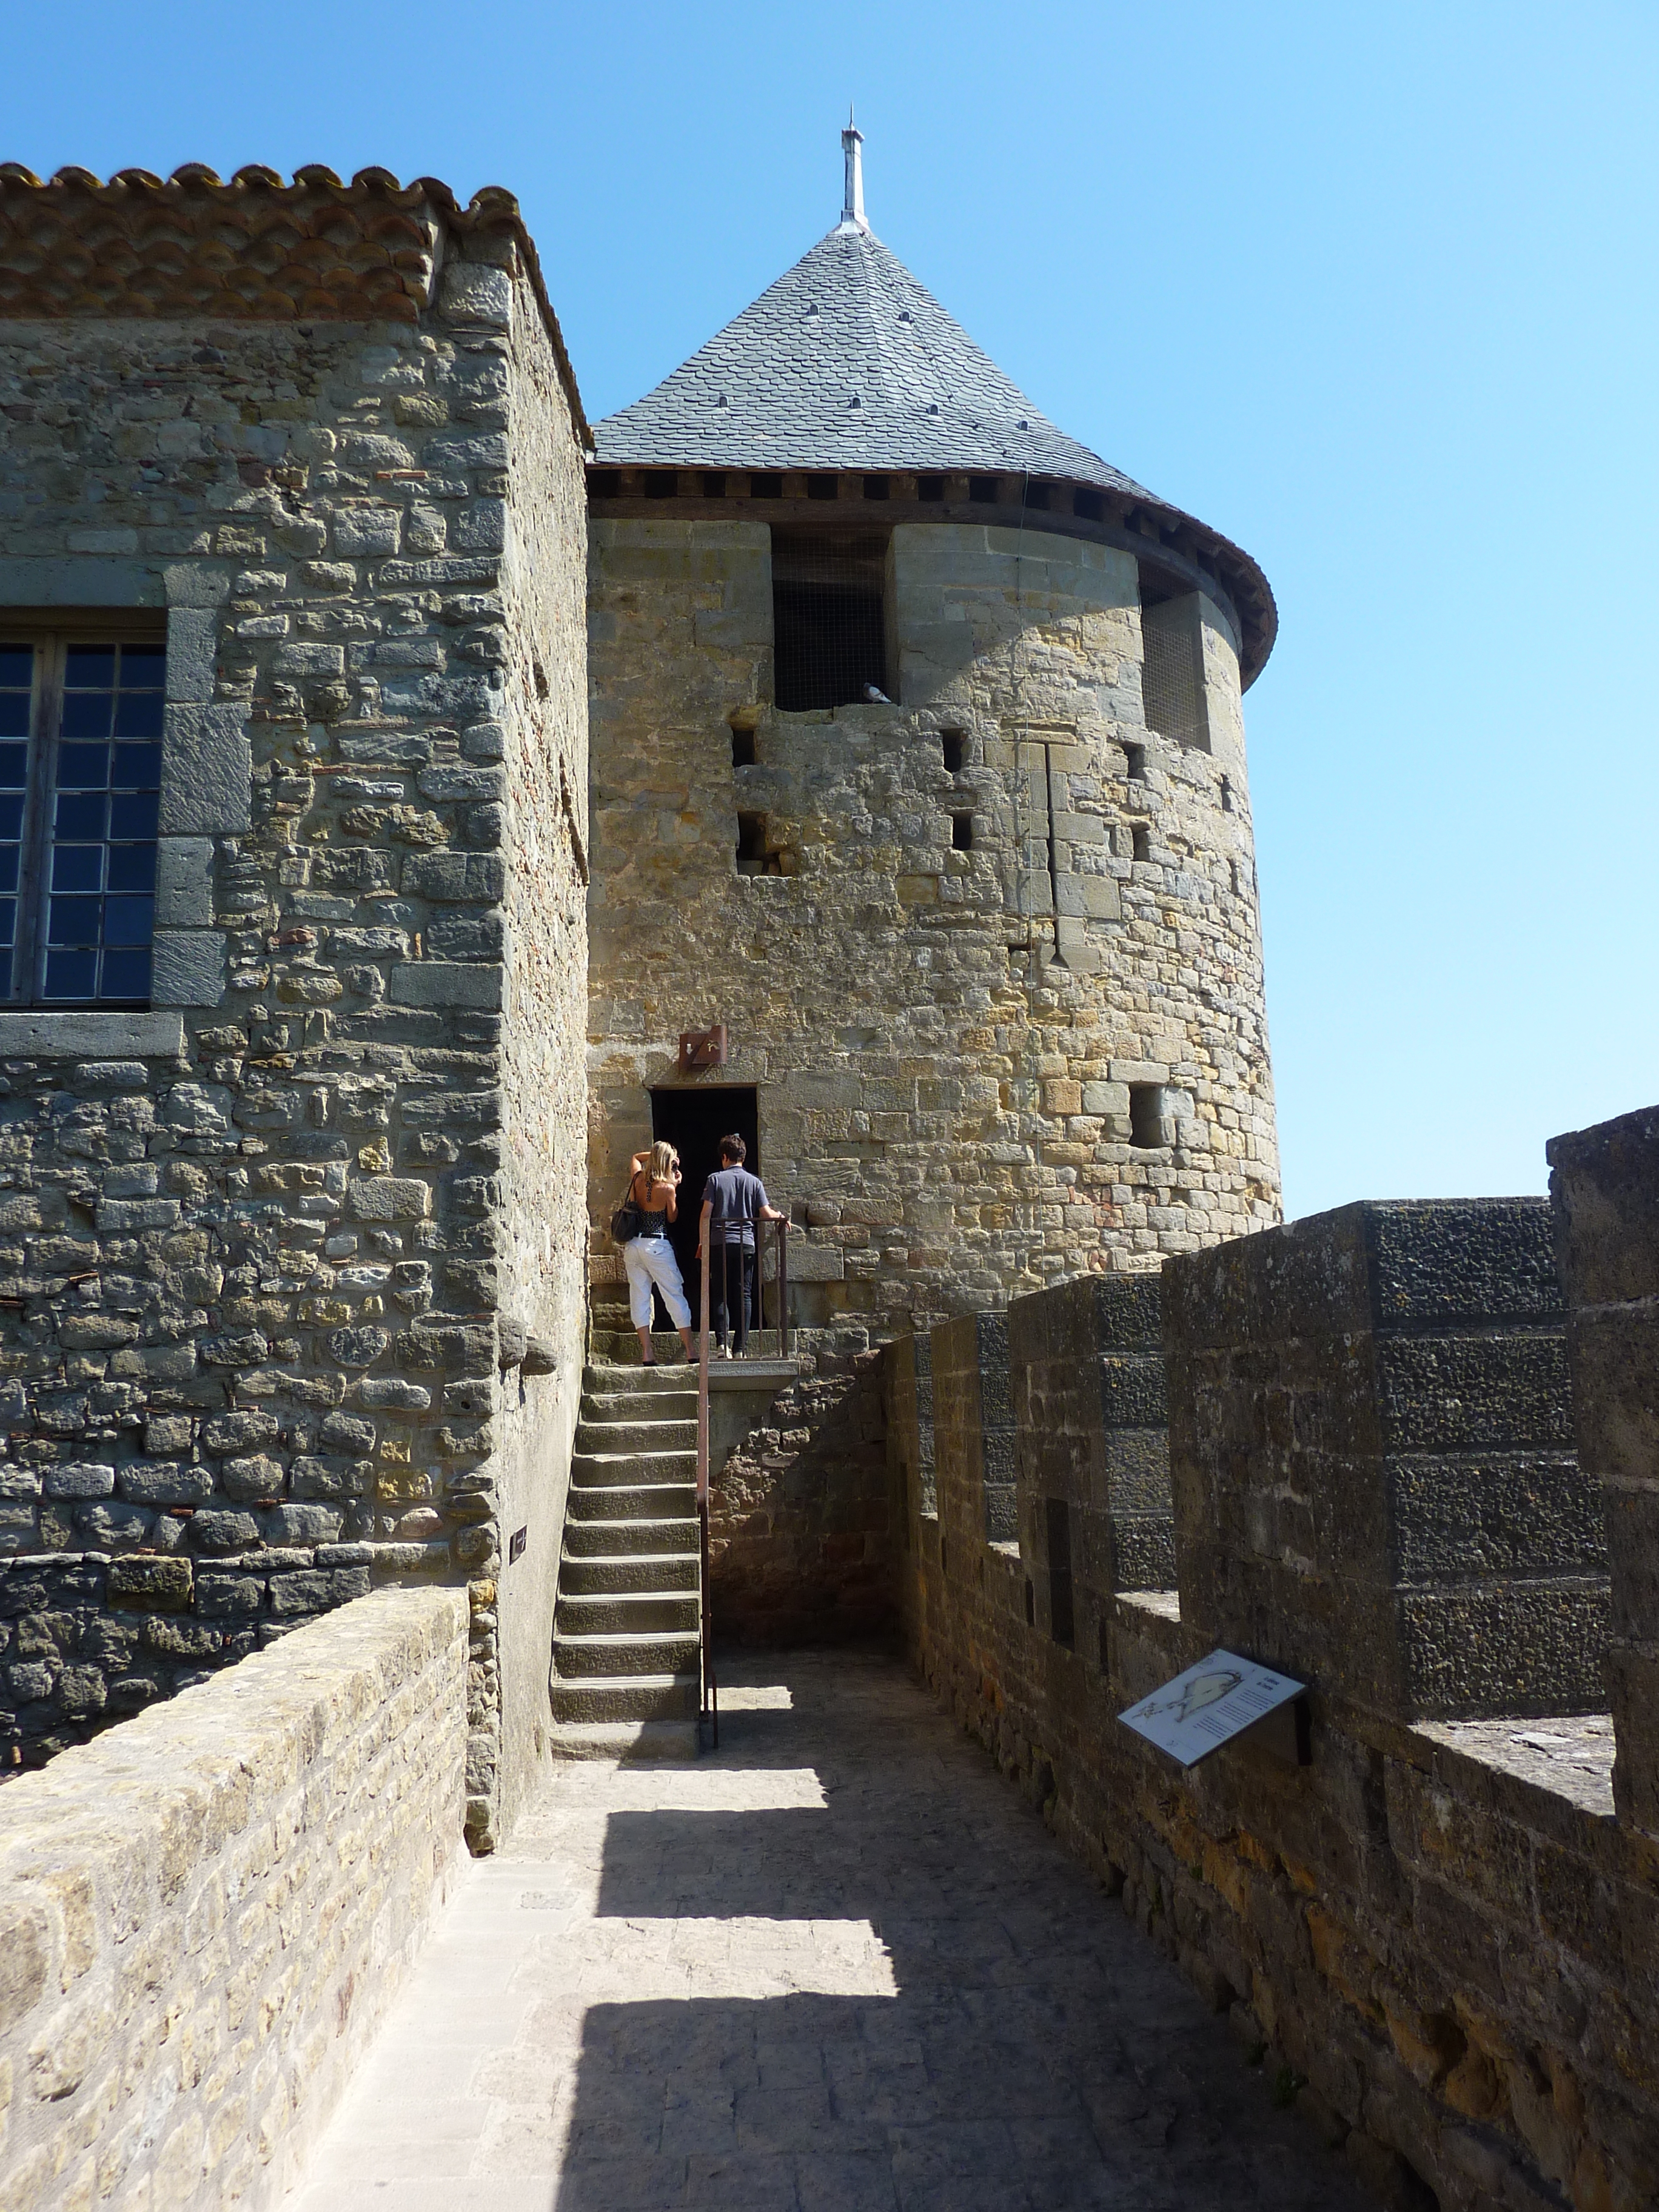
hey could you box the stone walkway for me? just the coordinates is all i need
[290,1652,1370,2211]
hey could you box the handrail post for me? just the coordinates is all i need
[697,1233,716,1748]
[778,1215,791,1358]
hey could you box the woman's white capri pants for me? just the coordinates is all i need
[623,1234,692,1330]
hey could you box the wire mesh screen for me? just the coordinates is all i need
[771,531,888,711]
[1140,592,1210,749]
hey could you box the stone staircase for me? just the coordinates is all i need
[548,1359,704,1758]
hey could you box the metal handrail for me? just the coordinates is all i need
[693,1213,796,1753]
[696,1236,716,1748]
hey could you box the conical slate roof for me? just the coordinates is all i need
[594,224,1152,491]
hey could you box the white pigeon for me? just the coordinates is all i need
[862,682,893,703]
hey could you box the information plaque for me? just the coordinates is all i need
[1118,1648,1305,1768]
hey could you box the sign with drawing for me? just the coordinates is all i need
[1118,1649,1305,1768]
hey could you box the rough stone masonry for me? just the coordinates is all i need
[0,166,591,1849]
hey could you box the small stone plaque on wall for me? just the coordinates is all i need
[1119,1649,1305,1768]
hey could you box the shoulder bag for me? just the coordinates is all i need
[609,1169,646,1247]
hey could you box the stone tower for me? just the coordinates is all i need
[586,126,1279,1336]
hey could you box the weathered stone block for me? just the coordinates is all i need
[158,703,252,835]
[387,962,503,1010]
[152,928,227,1008]
[107,1557,193,1613]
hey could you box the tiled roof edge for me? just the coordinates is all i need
[0,163,591,452]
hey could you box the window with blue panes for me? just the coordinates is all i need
[0,635,164,1005]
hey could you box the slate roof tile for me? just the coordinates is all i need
[594,224,1148,491]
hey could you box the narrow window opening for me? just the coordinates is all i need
[1024,481,1050,512]
[749,473,782,498]
[1128,1084,1165,1149]
[1024,1577,1035,1627]
[917,476,945,502]
[1074,488,1105,523]
[771,530,889,712]
[700,471,727,498]
[862,474,890,501]
[1220,774,1233,811]
[645,471,677,498]
[1123,742,1147,783]
[1131,825,1150,864]
[969,475,999,504]
[806,474,837,501]
[1045,1496,1074,1648]
[950,812,974,852]
[1139,581,1211,749]
[1229,858,1241,896]
[940,731,965,774]
[730,723,756,769]
[736,812,770,874]
[588,469,621,499]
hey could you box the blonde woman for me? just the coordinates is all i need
[622,1142,694,1366]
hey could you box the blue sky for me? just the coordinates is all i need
[7,1,1657,1218]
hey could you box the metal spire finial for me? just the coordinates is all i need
[839,106,867,233]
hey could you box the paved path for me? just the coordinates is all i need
[291,1652,1369,2211]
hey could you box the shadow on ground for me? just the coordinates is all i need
[551,1652,1372,2212]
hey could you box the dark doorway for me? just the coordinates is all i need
[649,1085,759,1332]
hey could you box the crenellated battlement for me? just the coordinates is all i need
[893,1158,1657,2211]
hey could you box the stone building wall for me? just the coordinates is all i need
[0,172,590,1848]
[0,1586,468,2211]
[586,506,1279,1342]
[1549,1104,1659,1835]
[892,1198,1651,2212]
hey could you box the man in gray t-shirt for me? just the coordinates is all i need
[699,1133,786,1356]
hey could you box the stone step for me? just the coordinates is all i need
[566,1483,696,1524]
[563,1512,699,1554]
[583,1359,700,1394]
[560,1551,700,1594]
[571,1449,695,1488]
[575,1417,698,1455]
[583,1388,699,1421]
[546,1718,700,1762]
[557,1590,700,1636]
[591,1329,784,1364]
[547,1672,701,1724]
[554,1629,701,1679]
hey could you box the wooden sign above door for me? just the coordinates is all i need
[678,1024,729,1073]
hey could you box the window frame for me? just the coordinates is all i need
[0,616,167,1011]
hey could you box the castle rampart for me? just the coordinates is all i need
[892,1173,1651,2211]
[0,1586,467,2209]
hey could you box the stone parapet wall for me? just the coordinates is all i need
[0,1586,468,2211]
[1549,1104,1659,1834]
[1008,1271,1172,1606]
[1166,1199,1608,1720]
[891,1197,1653,2212]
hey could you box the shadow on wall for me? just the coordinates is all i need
[708,1347,896,1646]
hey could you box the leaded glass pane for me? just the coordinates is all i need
[40,640,161,1004]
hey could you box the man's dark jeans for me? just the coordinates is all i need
[709,1240,755,1353]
